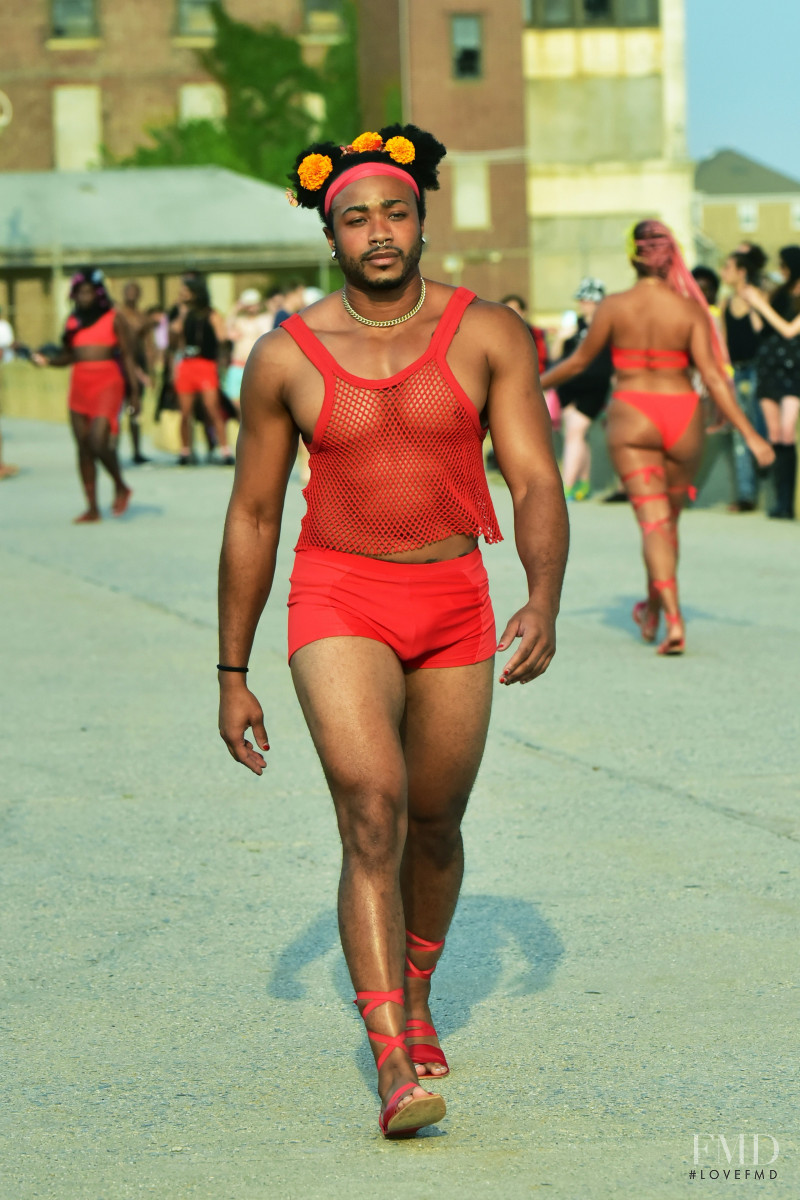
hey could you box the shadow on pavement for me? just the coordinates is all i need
[267,893,564,1089]
[570,595,750,636]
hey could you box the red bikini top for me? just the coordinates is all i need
[282,287,503,556]
[612,347,690,371]
[68,308,118,348]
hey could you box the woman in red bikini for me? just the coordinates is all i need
[34,268,136,522]
[541,220,774,654]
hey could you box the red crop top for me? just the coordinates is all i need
[67,308,119,347]
[612,347,690,371]
[282,287,503,556]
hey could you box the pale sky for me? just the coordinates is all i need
[686,0,800,181]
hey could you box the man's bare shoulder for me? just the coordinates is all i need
[459,295,535,349]
[285,291,342,335]
[246,317,309,375]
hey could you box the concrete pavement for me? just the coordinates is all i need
[1,418,798,1199]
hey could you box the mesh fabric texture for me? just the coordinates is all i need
[284,288,503,556]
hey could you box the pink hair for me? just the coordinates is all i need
[633,220,729,372]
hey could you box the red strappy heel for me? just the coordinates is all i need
[652,578,685,655]
[355,987,446,1139]
[404,930,450,1080]
[632,588,659,643]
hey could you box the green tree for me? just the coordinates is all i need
[316,1,362,143]
[115,2,362,184]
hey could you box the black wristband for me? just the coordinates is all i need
[217,664,249,673]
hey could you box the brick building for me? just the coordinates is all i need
[357,0,529,306]
[0,0,339,172]
[0,1,342,340]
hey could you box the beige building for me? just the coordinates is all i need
[695,148,800,272]
[524,0,694,315]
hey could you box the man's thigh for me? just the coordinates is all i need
[402,659,494,820]
[290,635,407,803]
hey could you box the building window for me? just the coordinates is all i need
[177,0,215,36]
[619,0,658,22]
[52,85,101,170]
[525,0,659,25]
[452,159,491,229]
[451,16,483,80]
[52,0,97,38]
[304,0,343,13]
[737,202,759,234]
[304,0,344,34]
[178,84,226,124]
[583,0,612,22]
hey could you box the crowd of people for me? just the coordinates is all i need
[521,239,799,522]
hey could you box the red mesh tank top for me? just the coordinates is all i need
[283,287,503,556]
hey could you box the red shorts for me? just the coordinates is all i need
[175,356,218,394]
[68,361,126,434]
[287,546,496,668]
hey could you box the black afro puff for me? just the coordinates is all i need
[288,123,447,223]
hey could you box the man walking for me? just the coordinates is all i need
[217,124,568,1138]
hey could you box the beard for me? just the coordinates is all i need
[335,231,424,292]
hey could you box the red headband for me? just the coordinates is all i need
[324,162,420,217]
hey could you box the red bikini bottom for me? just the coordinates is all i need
[612,391,699,451]
[287,545,496,668]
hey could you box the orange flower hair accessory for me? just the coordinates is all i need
[385,136,415,165]
[350,131,383,153]
[297,153,333,191]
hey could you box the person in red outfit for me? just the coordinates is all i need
[217,125,568,1139]
[34,268,136,522]
[542,221,774,655]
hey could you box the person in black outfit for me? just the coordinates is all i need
[720,247,768,511]
[741,245,800,518]
[554,278,613,500]
[170,277,233,465]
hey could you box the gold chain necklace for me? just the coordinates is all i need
[341,279,426,328]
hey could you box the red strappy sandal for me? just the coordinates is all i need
[632,592,659,643]
[355,987,446,1139]
[404,930,450,1080]
[652,578,685,655]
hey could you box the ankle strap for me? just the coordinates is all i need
[405,929,445,980]
[406,930,445,953]
[354,988,407,1071]
[354,987,405,1018]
